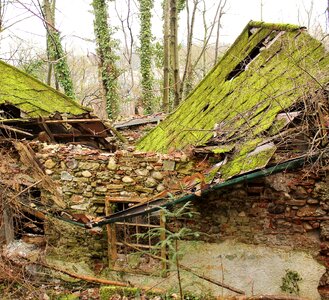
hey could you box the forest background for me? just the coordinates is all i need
[0,0,328,120]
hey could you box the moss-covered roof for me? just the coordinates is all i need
[0,59,89,117]
[137,21,329,179]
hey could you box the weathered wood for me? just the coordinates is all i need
[11,180,42,201]
[39,118,55,142]
[116,242,157,250]
[106,196,147,203]
[115,222,160,228]
[0,124,34,137]
[104,121,127,143]
[3,208,14,245]
[13,141,66,208]
[248,295,309,300]
[160,210,167,275]
[29,259,163,293]
[105,200,117,266]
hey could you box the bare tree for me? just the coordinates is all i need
[0,0,5,32]
[180,0,199,98]
[327,0,329,29]
[181,0,226,96]
[115,0,135,96]
[214,0,227,64]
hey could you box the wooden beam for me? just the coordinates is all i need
[13,142,66,208]
[39,117,56,142]
[160,211,167,275]
[105,196,148,204]
[0,124,34,137]
[115,222,160,228]
[116,242,158,250]
[105,200,117,266]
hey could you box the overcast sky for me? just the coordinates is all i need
[0,0,328,58]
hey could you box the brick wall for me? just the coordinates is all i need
[180,169,329,251]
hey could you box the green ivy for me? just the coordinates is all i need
[139,0,154,114]
[177,0,186,12]
[20,59,44,80]
[47,30,75,99]
[92,0,120,119]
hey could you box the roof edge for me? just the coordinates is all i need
[0,59,91,114]
[248,20,305,32]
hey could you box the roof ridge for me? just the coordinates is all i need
[248,20,305,32]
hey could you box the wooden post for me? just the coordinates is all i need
[1,208,14,245]
[105,197,117,266]
[160,211,167,276]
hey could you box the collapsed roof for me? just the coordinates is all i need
[0,59,120,149]
[138,21,329,181]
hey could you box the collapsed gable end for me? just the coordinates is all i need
[137,21,329,180]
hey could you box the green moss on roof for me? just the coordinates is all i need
[212,144,234,154]
[137,21,329,179]
[0,60,89,117]
[248,21,303,31]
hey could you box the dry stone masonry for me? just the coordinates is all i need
[34,143,192,214]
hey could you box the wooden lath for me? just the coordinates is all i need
[105,195,167,275]
[0,114,127,149]
[13,141,66,209]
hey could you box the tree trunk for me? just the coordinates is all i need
[327,0,329,28]
[163,0,170,113]
[0,0,5,33]
[139,0,154,114]
[180,0,198,98]
[170,0,181,108]
[42,0,75,98]
[92,0,120,119]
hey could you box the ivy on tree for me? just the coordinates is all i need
[92,0,120,119]
[139,0,154,114]
[43,0,75,99]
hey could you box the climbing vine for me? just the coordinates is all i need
[43,0,75,98]
[47,32,75,98]
[139,0,154,114]
[92,0,120,119]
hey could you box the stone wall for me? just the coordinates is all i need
[183,168,329,251]
[8,141,329,298]
[34,143,192,214]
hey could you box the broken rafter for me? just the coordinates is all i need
[0,124,34,137]
[0,118,103,124]
[13,141,66,208]
[1,117,127,144]
[19,258,164,294]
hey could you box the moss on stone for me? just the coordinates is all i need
[0,60,89,117]
[57,295,79,300]
[99,286,141,299]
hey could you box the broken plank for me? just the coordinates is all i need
[0,124,34,137]
[115,222,160,228]
[13,141,66,208]
[105,200,118,266]
[105,196,148,204]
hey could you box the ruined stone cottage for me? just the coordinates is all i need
[0,21,329,299]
